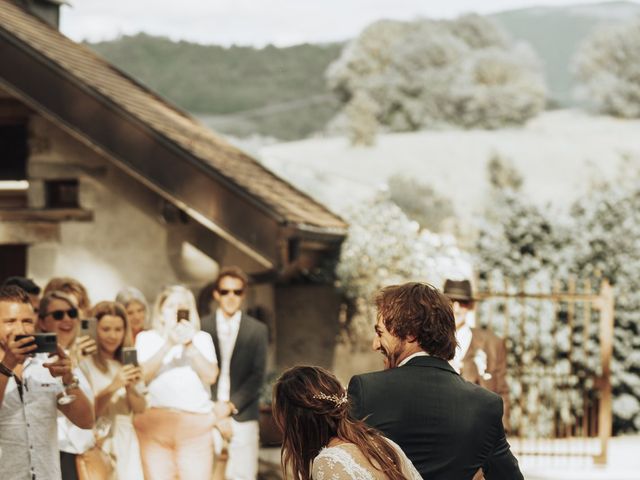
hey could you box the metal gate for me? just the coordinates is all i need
[475,278,614,464]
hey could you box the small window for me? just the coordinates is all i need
[45,179,79,208]
[0,245,27,281]
[0,124,27,181]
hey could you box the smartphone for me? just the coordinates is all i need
[15,333,58,354]
[176,309,190,322]
[121,347,138,366]
[79,317,97,340]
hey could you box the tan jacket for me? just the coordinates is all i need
[460,327,510,431]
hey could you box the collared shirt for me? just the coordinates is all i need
[215,309,241,402]
[0,356,62,480]
[451,323,473,374]
[398,351,430,367]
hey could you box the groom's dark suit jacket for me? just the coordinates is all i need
[348,355,523,480]
[201,312,268,422]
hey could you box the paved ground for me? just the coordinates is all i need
[521,436,640,480]
[259,436,640,479]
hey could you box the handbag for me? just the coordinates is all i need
[75,445,115,480]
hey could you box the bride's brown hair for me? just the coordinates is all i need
[273,366,407,480]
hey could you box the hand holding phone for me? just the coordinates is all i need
[14,333,58,355]
[2,333,38,368]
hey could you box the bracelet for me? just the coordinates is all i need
[0,362,14,378]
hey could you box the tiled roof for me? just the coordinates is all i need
[0,1,347,232]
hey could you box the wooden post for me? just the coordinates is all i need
[594,280,614,465]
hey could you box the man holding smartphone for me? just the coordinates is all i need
[0,285,94,480]
[201,267,268,480]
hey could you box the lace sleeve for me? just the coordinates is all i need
[312,447,374,480]
[312,454,354,480]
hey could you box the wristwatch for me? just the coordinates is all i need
[63,375,80,390]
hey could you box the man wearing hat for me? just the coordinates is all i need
[443,279,510,431]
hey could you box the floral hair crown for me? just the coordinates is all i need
[312,391,348,407]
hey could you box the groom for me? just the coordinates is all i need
[348,282,523,480]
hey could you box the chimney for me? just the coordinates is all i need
[18,0,67,29]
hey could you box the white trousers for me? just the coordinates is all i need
[217,419,259,480]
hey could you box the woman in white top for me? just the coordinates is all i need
[273,366,422,480]
[37,289,98,480]
[82,301,145,480]
[134,285,219,480]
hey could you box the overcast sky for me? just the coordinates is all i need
[60,0,638,46]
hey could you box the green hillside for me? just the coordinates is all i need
[88,34,342,140]
[491,1,640,106]
[87,2,640,140]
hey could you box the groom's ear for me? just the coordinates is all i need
[406,334,418,344]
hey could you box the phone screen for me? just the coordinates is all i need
[121,347,138,366]
[80,318,97,340]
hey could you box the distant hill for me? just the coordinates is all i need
[491,1,640,106]
[88,34,342,140]
[87,2,640,140]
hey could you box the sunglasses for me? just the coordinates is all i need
[46,308,79,321]
[217,289,244,297]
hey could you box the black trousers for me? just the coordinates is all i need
[59,451,79,480]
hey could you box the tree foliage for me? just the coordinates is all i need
[327,14,547,138]
[477,156,640,434]
[387,175,455,232]
[573,16,640,118]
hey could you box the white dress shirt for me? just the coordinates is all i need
[0,356,62,480]
[398,351,430,367]
[215,309,241,402]
[451,323,473,374]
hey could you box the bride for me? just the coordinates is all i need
[273,366,422,480]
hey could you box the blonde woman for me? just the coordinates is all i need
[134,285,219,480]
[81,301,145,480]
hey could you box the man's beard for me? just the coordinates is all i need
[381,341,406,370]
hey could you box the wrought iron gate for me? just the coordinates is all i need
[475,278,614,464]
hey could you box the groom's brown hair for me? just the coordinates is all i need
[375,282,457,360]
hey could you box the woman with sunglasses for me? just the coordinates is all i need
[82,301,145,480]
[134,285,220,480]
[38,291,98,480]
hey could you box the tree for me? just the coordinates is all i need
[569,165,640,433]
[387,175,455,232]
[573,17,640,118]
[327,14,546,139]
[336,193,471,349]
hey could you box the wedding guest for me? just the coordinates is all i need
[38,290,98,480]
[0,286,94,480]
[443,279,510,430]
[2,276,41,313]
[273,366,421,480]
[348,282,523,480]
[115,287,149,340]
[82,301,145,480]
[200,266,268,480]
[134,285,219,480]
[43,277,91,316]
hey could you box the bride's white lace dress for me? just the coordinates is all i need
[312,438,422,480]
